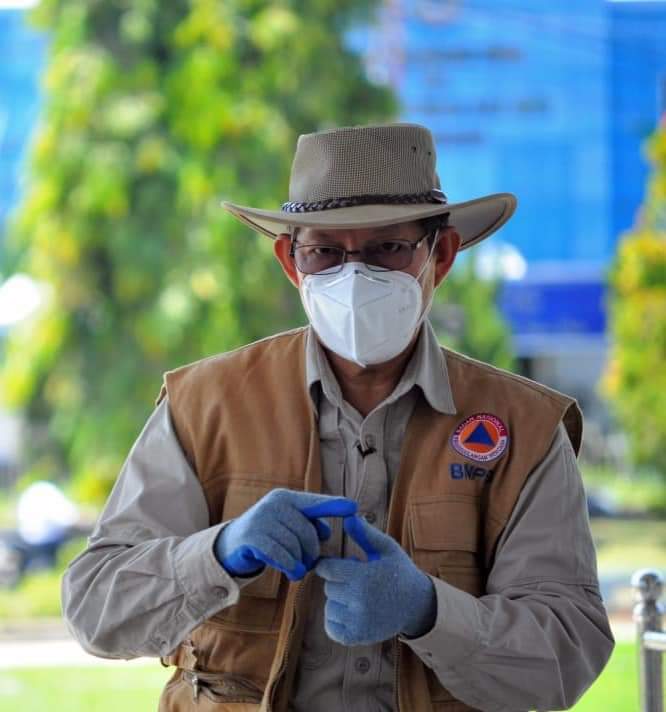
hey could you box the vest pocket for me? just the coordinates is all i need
[159,668,262,711]
[436,563,484,598]
[208,581,285,632]
[408,494,483,591]
[209,479,286,632]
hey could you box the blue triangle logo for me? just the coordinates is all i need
[464,422,495,447]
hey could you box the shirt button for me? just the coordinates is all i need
[216,586,229,597]
[355,656,371,674]
[363,512,377,524]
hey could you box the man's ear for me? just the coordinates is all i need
[274,233,301,288]
[433,226,461,287]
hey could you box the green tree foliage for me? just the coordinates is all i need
[432,255,515,371]
[603,121,666,476]
[0,0,395,501]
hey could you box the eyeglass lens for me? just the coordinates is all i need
[294,239,420,275]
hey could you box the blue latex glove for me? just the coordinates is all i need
[214,488,358,581]
[314,514,437,645]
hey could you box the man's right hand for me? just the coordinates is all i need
[213,488,358,581]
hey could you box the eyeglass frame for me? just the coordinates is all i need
[288,228,439,276]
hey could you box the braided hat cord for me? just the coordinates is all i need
[281,189,447,214]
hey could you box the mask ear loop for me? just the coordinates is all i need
[413,226,443,326]
[415,226,441,283]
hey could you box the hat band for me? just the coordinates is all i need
[281,189,447,213]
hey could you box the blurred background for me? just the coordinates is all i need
[0,0,665,709]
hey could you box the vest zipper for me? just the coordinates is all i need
[183,670,199,701]
[184,669,264,703]
[267,582,303,712]
[385,402,415,712]
[393,636,402,711]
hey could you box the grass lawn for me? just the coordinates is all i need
[571,641,643,711]
[0,664,174,711]
[0,643,659,711]
[589,517,666,572]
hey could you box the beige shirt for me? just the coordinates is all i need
[61,322,614,712]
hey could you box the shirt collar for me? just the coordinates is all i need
[305,319,457,417]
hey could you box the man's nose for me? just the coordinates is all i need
[345,249,364,264]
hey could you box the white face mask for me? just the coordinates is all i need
[299,245,436,367]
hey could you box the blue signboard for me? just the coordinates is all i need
[389,0,611,266]
[499,279,607,351]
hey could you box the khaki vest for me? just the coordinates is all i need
[155,327,581,712]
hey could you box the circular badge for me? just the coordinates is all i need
[451,413,509,463]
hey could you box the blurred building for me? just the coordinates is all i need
[357,0,666,428]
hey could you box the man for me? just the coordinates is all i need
[62,123,614,711]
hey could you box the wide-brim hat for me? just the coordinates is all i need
[222,123,516,250]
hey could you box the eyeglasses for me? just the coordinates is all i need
[290,231,433,275]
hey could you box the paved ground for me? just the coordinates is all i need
[0,616,637,670]
[0,638,157,668]
[0,619,154,668]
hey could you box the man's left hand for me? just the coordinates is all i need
[314,515,437,646]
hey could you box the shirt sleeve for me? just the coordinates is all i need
[398,422,616,711]
[61,397,265,661]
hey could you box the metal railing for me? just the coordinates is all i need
[633,569,665,712]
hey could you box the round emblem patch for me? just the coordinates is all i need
[451,413,509,463]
